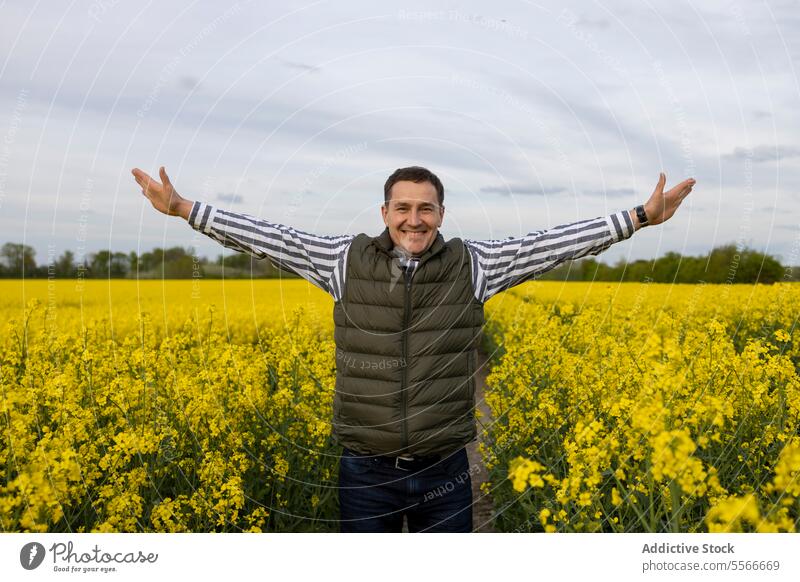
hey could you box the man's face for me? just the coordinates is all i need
[381,180,444,256]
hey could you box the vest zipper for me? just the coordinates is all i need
[401,262,414,452]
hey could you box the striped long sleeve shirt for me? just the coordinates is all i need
[188,201,635,303]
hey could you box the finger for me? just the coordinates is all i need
[159,166,171,187]
[654,172,666,195]
[132,168,152,182]
[667,182,692,198]
[133,169,153,187]
[140,175,154,193]
[143,173,161,192]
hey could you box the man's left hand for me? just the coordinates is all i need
[642,173,696,226]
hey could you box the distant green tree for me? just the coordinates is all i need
[55,250,75,277]
[0,243,37,276]
[110,252,130,277]
[88,250,108,277]
[162,255,196,278]
[128,251,139,274]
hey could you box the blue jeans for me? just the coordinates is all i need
[337,446,473,532]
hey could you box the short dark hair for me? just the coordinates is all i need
[383,166,444,206]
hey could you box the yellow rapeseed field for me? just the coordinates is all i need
[1,279,798,532]
[0,279,336,532]
[481,280,800,533]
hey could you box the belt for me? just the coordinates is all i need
[344,448,443,472]
[384,453,443,472]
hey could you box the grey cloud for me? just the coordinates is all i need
[494,74,658,153]
[278,58,322,73]
[216,193,243,204]
[480,185,566,196]
[723,145,800,163]
[179,76,200,91]
[574,15,610,29]
[583,188,635,198]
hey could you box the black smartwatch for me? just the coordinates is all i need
[635,205,649,227]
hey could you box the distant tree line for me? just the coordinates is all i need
[0,243,291,279]
[539,244,797,284]
[0,241,797,283]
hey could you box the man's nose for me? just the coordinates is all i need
[408,209,422,225]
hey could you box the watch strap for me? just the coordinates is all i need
[635,204,649,226]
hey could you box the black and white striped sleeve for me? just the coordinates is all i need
[464,209,635,303]
[188,201,353,300]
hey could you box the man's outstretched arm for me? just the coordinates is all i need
[132,166,353,299]
[465,173,695,303]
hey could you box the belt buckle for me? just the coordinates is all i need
[394,454,415,471]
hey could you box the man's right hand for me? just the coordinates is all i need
[132,166,193,220]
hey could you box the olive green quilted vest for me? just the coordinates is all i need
[331,227,485,457]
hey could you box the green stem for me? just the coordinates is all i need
[613,473,649,531]
[648,468,657,532]
[669,479,683,533]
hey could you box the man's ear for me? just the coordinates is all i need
[381,203,388,226]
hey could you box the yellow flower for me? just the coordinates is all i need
[273,455,289,478]
[650,429,708,496]
[766,438,800,496]
[705,494,761,532]
[774,329,791,342]
[508,457,546,493]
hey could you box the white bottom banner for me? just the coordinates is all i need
[2,533,798,581]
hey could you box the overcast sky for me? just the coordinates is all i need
[1,0,798,267]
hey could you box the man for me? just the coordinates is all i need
[131,164,695,533]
